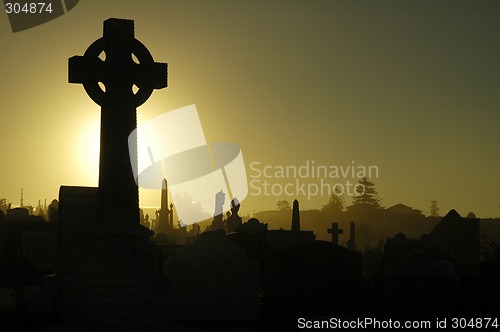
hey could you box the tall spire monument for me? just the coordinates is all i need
[292,199,301,231]
[157,178,172,235]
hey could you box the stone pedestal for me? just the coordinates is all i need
[46,186,172,330]
[166,230,259,321]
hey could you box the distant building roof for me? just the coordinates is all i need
[387,203,423,216]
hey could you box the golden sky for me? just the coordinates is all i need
[1,0,499,217]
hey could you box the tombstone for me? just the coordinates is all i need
[47,19,171,328]
[327,222,343,245]
[174,220,188,245]
[157,243,184,275]
[267,200,314,250]
[239,217,268,233]
[0,288,16,310]
[184,223,201,245]
[210,190,226,231]
[139,209,151,229]
[476,250,500,315]
[169,203,174,228]
[291,199,300,231]
[374,210,480,316]
[346,221,357,250]
[54,186,98,274]
[166,230,259,321]
[226,197,242,233]
[5,207,44,222]
[362,246,384,280]
[263,240,363,321]
[0,217,57,295]
[47,199,58,222]
[381,233,425,274]
[228,230,269,286]
[20,230,57,271]
[429,209,480,274]
[394,245,457,279]
[267,229,315,250]
[377,233,460,317]
[23,285,55,312]
[191,223,201,236]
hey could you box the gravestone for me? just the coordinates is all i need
[228,230,269,286]
[266,229,315,250]
[328,222,343,245]
[23,285,54,312]
[291,199,300,231]
[263,240,363,321]
[0,288,16,310]
[429,209,480,272]
[267,200,315,250]
[239,217,268,233]
[49,18,171,329]
[210,190,226,231]
[166,230,259,321]
[346,221,357,250]
[226,197,242,233]
[20,230,57,271]
[377,233,460,317]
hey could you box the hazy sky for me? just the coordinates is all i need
[1,0,499,218]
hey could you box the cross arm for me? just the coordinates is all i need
[68,56,106,84]
[133,62,168,89]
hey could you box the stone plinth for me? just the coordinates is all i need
[45,186,172,329]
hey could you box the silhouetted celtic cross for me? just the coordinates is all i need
[68,18,167,225]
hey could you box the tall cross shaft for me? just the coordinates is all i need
[68,19,167,225]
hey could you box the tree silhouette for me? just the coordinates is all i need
[0,198,9,214]
[322,188,345,214]
[430,200,439,217]
[466,212,476,219]
[276,200,291,211]
[352,177,381,207]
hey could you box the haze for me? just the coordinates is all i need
[1,0,499,217]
